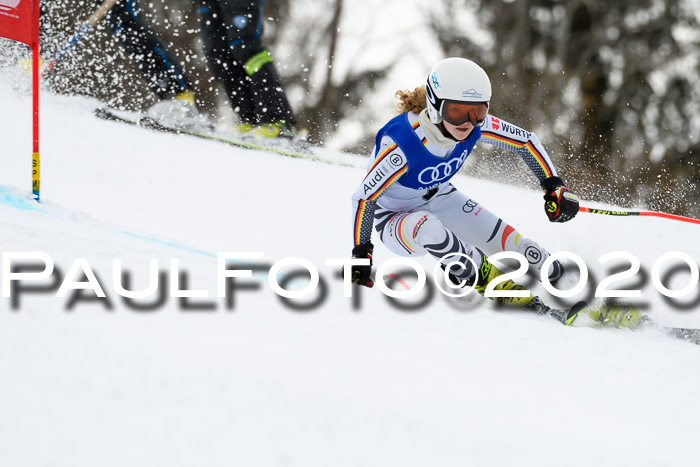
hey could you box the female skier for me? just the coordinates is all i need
[349,57,580,316]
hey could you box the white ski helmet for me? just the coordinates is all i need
[425,57,492,124]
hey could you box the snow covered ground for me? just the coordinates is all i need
[2,81,700,467]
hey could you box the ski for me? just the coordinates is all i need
[554,300,589,326]
[572,300,700,346]
[382,273,700,345]
[94,107,329,164]
[94,107,139,127]
[661,327,700,345]
[382,272,586,326]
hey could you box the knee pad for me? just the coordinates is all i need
[407,212,479,278]
[401,211,445,248]
[381,211,443,256]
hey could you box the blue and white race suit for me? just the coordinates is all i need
[351,109,559,279]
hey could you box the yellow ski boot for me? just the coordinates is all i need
[586,301,648,329]
[455,254,582,325]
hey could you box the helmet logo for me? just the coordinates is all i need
[431,72,440,89]
[463,88,483,99]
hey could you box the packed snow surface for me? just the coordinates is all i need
[2,84,700,467]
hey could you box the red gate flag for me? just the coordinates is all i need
[0,0,39,46]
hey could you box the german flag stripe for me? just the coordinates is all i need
[412,120,420,129]
[354,200,368,244]
[421,137,428,146]
[523,141,552,178]
[397,215,416,253]
[481,131,553,178]
[366,142,397,174]
[368,166,408,201]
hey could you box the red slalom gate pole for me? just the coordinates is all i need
[32,38,40,202]
[579,206,700,225]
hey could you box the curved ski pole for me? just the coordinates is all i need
[41,0,121,75]
[579,206,700,225]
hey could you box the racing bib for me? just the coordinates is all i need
[374,113,480,190]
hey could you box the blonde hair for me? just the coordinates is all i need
[395,86,426,114]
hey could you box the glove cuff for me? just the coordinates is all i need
[541,176,564,192]
[352,242,374,260]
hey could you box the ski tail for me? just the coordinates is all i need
[562,301,588,326]
[523,298,587,326]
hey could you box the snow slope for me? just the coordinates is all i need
[2,83,700,467]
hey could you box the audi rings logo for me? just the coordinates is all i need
[418,150,469,185]
[462,199,478,213]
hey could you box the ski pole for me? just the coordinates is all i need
[578,206,700,225]
[41,0,121,75]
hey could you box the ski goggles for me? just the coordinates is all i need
[441,101,489,127]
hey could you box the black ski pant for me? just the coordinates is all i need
[106,0,193,100]
[195,0,295,125]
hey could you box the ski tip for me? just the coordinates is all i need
[565,301,589,326]
[94,107,109,118]
[664,327,700,345]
